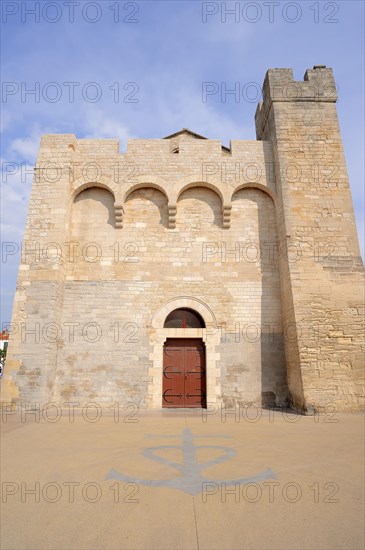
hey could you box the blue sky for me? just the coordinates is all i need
[1,0,364,323]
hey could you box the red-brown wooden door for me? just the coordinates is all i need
[162,339,206,408]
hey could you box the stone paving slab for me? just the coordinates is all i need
[1,409,364,549]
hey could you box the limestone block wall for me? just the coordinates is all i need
[2,65,363,412]
[1,135,75,403]
[55,177,286,407]
[2,130,287,408]
[255,66,365,412]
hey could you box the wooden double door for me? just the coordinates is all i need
[162,338,206,408]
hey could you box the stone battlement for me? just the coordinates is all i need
[255,65,338,139]
[2,66,364,413]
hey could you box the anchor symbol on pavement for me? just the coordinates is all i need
[106,427,275,495]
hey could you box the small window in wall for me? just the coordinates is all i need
[164,308,205,328]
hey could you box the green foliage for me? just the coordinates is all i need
[0,342,8,362]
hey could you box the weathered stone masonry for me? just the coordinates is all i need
[2,66,364,411]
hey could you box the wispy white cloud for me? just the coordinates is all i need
[9,124,44,162]
[0,111,12,133]
[1,163,32,236]
[82,109,132,149]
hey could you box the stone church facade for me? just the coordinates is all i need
[2,66,364,412]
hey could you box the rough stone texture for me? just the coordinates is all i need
[2,66,364,412]
[255,66,364,411]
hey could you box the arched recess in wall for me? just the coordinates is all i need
[71,185,116,242]
[72,180,116,202]
[231,183,275,204]
[176,184,223,229]
[124,182,169,203]
[123,186,169,228]
[231,186,287,407]
[177,181,224,204]
[231,186,277,247]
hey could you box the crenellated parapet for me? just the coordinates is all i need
[255,65,338,140]
[67,138,275,229]
[3,66,362,413]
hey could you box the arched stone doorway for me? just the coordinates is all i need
[162,309,206,408]
[147,298,221,409]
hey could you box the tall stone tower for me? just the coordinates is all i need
[1,66,364,412]
[255,65,364,411]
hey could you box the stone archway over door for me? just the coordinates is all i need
[162,338,206,408]
[147,297,221,409]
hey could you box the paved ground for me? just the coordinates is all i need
[1,406,364,550]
